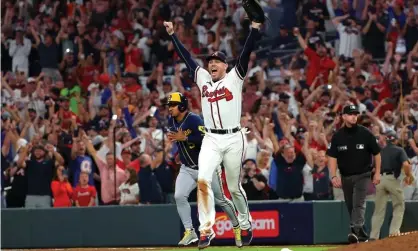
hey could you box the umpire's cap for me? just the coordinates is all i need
[342,105,360,115]
[206,51,227,64]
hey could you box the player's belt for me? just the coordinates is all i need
[205,127,240,135]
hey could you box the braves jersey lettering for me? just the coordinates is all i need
[195,67,243,129]
[202,85,234,103]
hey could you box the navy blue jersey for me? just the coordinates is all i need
[168,112,205,169]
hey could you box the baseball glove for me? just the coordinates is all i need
[242,0,266,24]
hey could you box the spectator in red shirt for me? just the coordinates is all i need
[77,51,101,92]
[51,166,73,208]
[112,10,132,35]
[182,84,202,114]
[122,72,141,95]
[57,96,79,130]
[294,28,336,88]
[73,171,97,207]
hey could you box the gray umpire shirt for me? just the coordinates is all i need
[380,143,409,178]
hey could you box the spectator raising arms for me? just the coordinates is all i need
[83,128,127,205]
[17,143,64,208]
[51,166,73,207]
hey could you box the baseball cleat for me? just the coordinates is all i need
[348,233,359,244]
[198,232,215,250]
[241,228,253,246]
[233,227,243,248]
[178,229,198,246]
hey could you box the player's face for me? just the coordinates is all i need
[208,59,228,82]
[168,103,180,117]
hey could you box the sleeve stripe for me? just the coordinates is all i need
[194,66,200,82]
[235,28,253,78]
[235,67,244,80]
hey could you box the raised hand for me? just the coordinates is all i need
[163,21,174,35]
[293,27,300,36]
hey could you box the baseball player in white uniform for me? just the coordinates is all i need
[164,20,262,249]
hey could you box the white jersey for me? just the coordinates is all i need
[194,66,244,130]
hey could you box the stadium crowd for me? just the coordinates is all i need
[1,0,418,208]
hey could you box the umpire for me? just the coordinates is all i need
[327,105,381,243]
[370,131,414,240]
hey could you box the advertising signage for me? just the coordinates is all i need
[182,202,314,245]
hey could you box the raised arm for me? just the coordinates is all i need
[234,22,262,79]
[164,21,199,77]
[82,133,105,171]
[293,28,307,50]
[29,23,41,47]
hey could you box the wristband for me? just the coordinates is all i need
[331,176,337,180]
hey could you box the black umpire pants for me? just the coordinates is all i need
[341,172,371,228]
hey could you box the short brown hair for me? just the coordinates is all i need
[126,168,138,185]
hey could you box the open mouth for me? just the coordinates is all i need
[210,68,218,75]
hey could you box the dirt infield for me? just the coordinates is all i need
[331,232,418,251]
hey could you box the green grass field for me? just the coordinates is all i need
[150,246,337,251]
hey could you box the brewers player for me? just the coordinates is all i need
[166,92,241,247]
[164,20,261,248]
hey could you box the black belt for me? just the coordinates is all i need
[205,127,240,134]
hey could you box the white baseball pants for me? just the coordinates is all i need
[197,130,252,235]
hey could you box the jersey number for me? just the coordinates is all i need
[80,160,92,174]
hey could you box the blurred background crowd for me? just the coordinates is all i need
[1,0,418,208]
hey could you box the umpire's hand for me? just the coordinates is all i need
[164,21,174,35]
[372,172,381,185]
[331,176,342,188]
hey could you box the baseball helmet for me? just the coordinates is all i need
[167,92,188,112]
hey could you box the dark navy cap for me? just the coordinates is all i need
[342,105,360,115]
[206,51,227,64]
